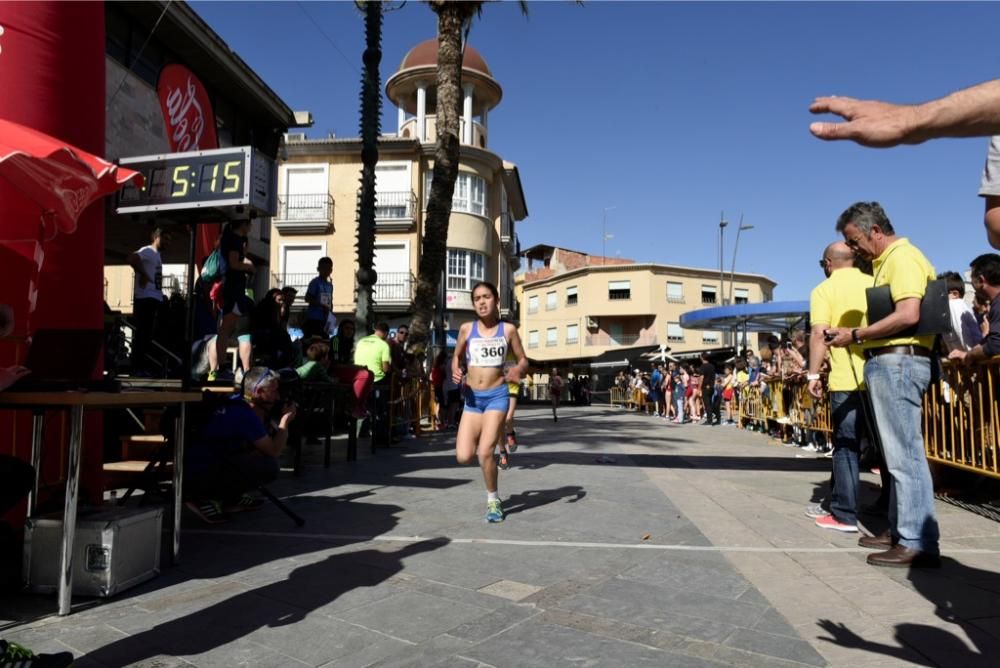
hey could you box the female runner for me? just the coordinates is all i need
[453,282,528,522]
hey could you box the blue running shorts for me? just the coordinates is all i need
[463,383,511,414]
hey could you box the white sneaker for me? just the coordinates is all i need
[804,504,830,519]
[801,444,818,453]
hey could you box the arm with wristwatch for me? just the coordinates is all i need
[823,297,921,348]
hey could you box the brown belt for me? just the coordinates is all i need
[864,345,932,359]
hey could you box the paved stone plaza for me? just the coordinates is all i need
[3,404,999,667]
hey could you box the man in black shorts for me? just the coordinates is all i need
[699,353,720,426]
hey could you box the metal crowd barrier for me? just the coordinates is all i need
[388,378,433,436]
[736,378,831,437]
[924,359,1000,480]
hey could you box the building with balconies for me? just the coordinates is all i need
[517,245,776,365]
[269,39,528,331]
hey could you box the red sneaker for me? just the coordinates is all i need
[505,431,518,452]
[815,514,858,533]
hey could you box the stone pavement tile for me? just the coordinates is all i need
[970,616,1000,640]
[621,553,754,600]
[175,637,310,668]
[364,633,475,668]
[462,621,725,668]
[448,605,540,641]
[722,628,827,666]
[476,580,542,602]
[751,607,799,637]
[242,614,402,666]
[537,607,720,662]
[709,645,825,668]
[316,635,412,668]
[555,592,739,644]
[336,590,491,643]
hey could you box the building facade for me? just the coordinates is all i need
[270,39,527,333]
[517,246,776,364]
[102,1,295,313]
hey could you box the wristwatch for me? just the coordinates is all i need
[806,373,821,381]
[851,328,863,345]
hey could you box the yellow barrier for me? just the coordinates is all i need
[389,378,433,437]
[924,359,1000,480]
[736,378,832,438]
[609,387,627,407]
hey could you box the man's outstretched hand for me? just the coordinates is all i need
[809,97,922,148]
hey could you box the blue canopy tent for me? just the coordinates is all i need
[679,301,811,348]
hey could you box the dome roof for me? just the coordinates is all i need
[399,39,492,76]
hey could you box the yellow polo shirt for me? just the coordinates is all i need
[868,238,936,350]
[810,267,869,391]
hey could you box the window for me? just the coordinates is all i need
[734,287,750,305]
[546,327,558,347]
[446,249,485,291]
[527,295,539,314]
[703,331,720,344]
[546,291,557,311]
[425,172,487,216]
[608,280,631,300]
[701,285,717,305]
[667,282,684,303]
[566,323,579,344]
[528,330,539,349]
[566,286,578,306]
[667,322,684,342]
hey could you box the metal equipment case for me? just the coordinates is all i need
[24,506,162,597]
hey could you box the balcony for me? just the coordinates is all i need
[273,194,334,234]
[373,271,415,308]
[374,191,417,232]
[584,333,658,347]
[500,212,514,249]
[270,272,315,296]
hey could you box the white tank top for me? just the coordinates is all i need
[466,321,507,368]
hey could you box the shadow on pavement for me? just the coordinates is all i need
[503,485,586,516]
[84,538,448,666]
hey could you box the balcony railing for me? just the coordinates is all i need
[374,191,417,231]
[270,272,316,296]
[584,333,658,347]
[274,194,334,234]
[373,271,415,305]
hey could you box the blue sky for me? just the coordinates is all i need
[193,1,1000,299]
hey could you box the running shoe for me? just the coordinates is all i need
[804,504,831,519]
[497,448,510,470]
[486,499,505,523]
[506,430,518,452]
[815,515,859,533]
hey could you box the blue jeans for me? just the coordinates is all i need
[864,353,938,553]
[829,391,863,525]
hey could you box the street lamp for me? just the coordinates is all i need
[728,216,754,304]
[602,206,616,265]
[718,213,729,304]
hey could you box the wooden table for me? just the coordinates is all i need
[0,390,201,615]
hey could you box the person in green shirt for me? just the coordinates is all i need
[297,339,334,383]
[354,322,392,443]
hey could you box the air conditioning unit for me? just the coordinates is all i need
[586,317,599,329]
[284,132,307,142]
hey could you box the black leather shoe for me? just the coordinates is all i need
[858,530,892,549]
[867,545,941,568]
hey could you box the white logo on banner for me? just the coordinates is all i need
[0,24,6,56]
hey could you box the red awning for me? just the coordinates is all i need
[0,117,143,240]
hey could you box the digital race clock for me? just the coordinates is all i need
[116,146,276,217]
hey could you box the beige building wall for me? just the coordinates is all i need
[518,264,776,361]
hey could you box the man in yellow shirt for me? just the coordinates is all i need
[807,242,870,534]
[826,202,940,568]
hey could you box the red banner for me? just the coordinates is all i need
[156,64,219,152]
[156,64,220,263]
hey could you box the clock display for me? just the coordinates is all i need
[116,146,275,218]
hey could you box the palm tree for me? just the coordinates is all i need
[407,0,482,355]
[354,0,383,334]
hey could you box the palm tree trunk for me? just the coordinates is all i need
[354,0,382,334]
[408,2,479,357]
